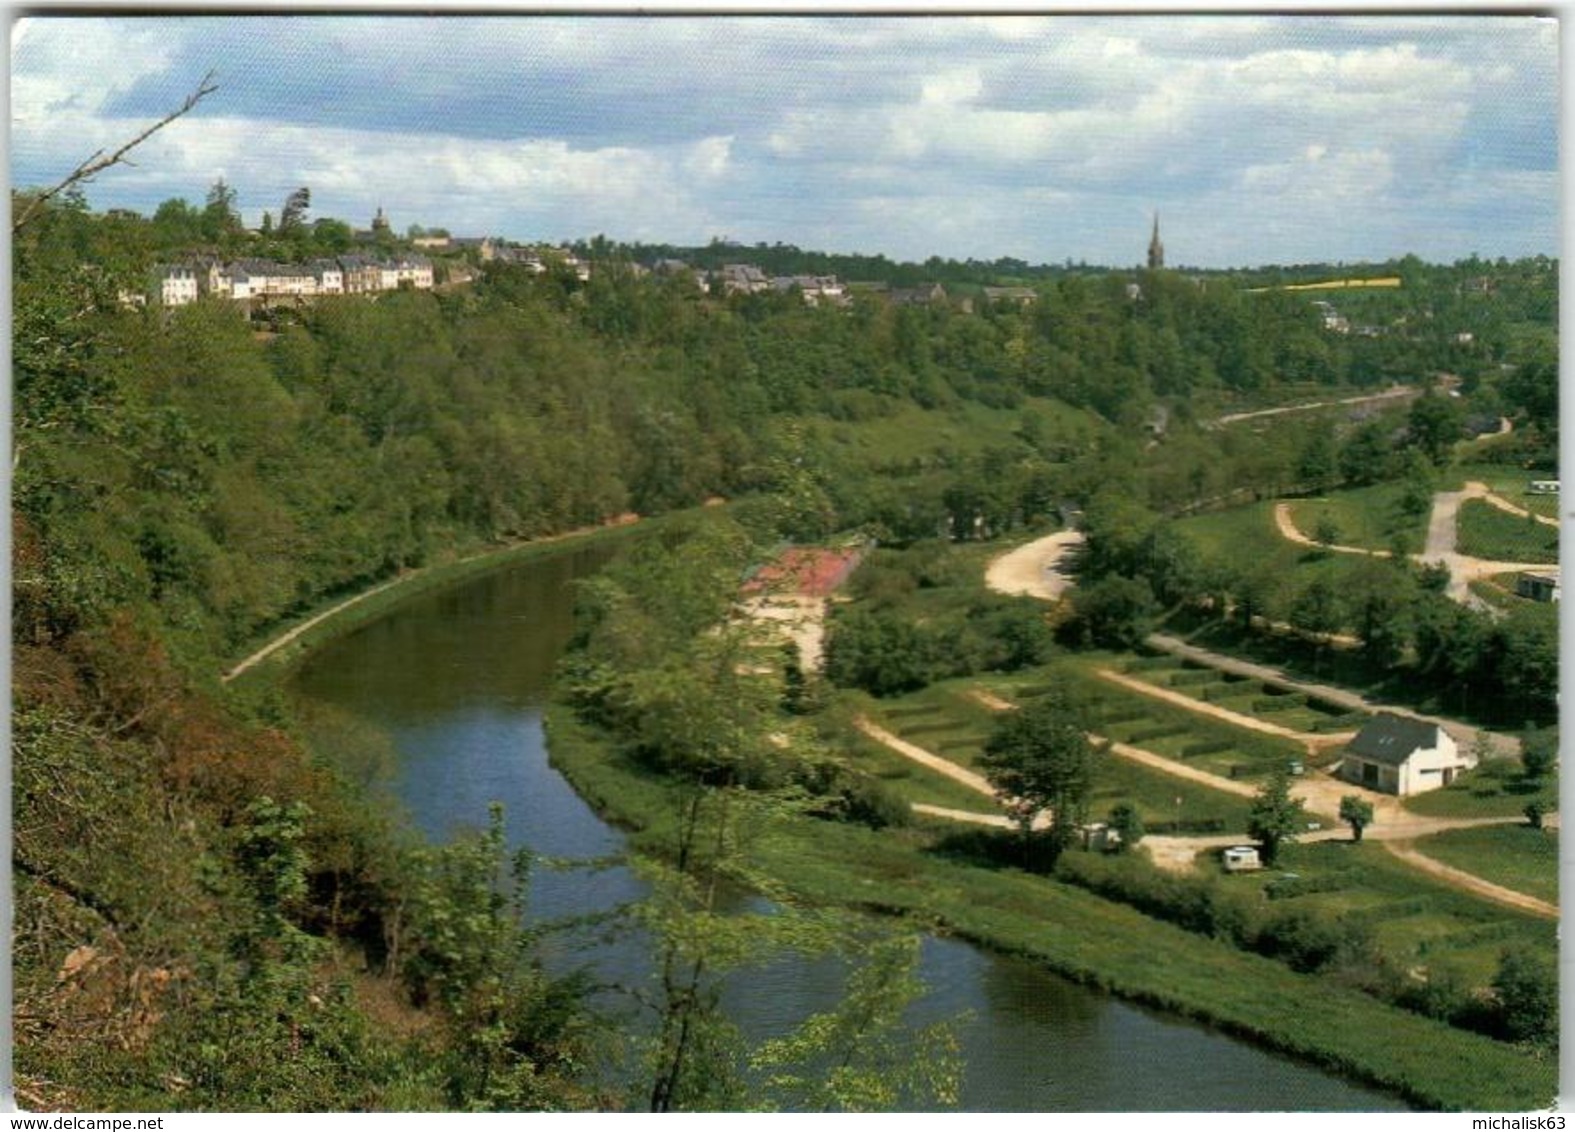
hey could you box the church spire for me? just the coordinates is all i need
[1147,212,1165,270]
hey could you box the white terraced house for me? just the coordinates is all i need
[155,264,199,306]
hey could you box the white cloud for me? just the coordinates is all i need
[1240,145,1395,199]
[7,14,1557,265]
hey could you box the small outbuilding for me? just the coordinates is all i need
[1517,571,1561,603]
[1340,712,1474,796]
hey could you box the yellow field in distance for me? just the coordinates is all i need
[1246,277,1403,293]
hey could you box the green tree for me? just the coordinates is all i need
[1338,794,1374,842]
[1520,727,1557,780]
[1068,573,1158,649]
[201,177,241,242]
[979,691,1102,861]
[1491,947,1558,1046]
[1246,770,1306,866]
[1107,801,1144,853]
[748,932,961,1111]
[1407,390,1464,466]
[278,186,311,235]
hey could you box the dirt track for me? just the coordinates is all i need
[1275,486,1556,614]
[1273,503,1391,558]
[984,530,1085,601]
[1383,841,1558,920]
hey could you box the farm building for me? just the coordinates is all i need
[1340,712,1474,796]
[1517,571,1561,603]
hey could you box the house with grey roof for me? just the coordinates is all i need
[1340,712,1473,796]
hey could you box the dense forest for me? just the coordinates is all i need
[11,187,1558,1109]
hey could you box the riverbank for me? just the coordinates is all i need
[222,514,662,690]
[543,704,1556,1112]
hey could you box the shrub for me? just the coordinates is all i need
[1252,907,1374,974]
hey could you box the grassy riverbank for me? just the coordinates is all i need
[544,704,1557,1112]
[223,514,675,692]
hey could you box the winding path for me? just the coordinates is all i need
[223,575,410,682]
[1213,385,1419,427]
[1274,483,1556,614]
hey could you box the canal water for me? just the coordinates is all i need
[288,543,1408,1112]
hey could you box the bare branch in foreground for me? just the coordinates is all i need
[13,69,219,233]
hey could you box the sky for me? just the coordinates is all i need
[8,12,1561,268]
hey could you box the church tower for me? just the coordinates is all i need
[1147,213,1165,270]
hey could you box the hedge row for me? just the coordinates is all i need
[1314,712,1370,733]
[1096,707,1149,725]
[884,704,943,720]
[1127,724,1190,744]
[1182,739,1234,758]
[1124,656,1179,673]
[900,720,969,738]
[1266,873,1353,900]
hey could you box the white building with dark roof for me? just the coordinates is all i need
[1340,712,1474,796]
[154,264,199,306]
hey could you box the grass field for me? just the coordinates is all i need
[801,395,1106,475]
[1286,481,1432,554]
[1173,501,1402,629]
[1401,761,1555,819]
[1468,573,1559,633]
[1414,825,1559,907]
[1456,499,1559,564]
[1256,840,1554,988]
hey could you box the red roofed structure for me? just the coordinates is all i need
[743,545,865,598]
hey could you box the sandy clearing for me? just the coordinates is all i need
[985,530,1085,601]
[739,593,829,671]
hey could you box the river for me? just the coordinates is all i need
[287,542,1408,1112]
